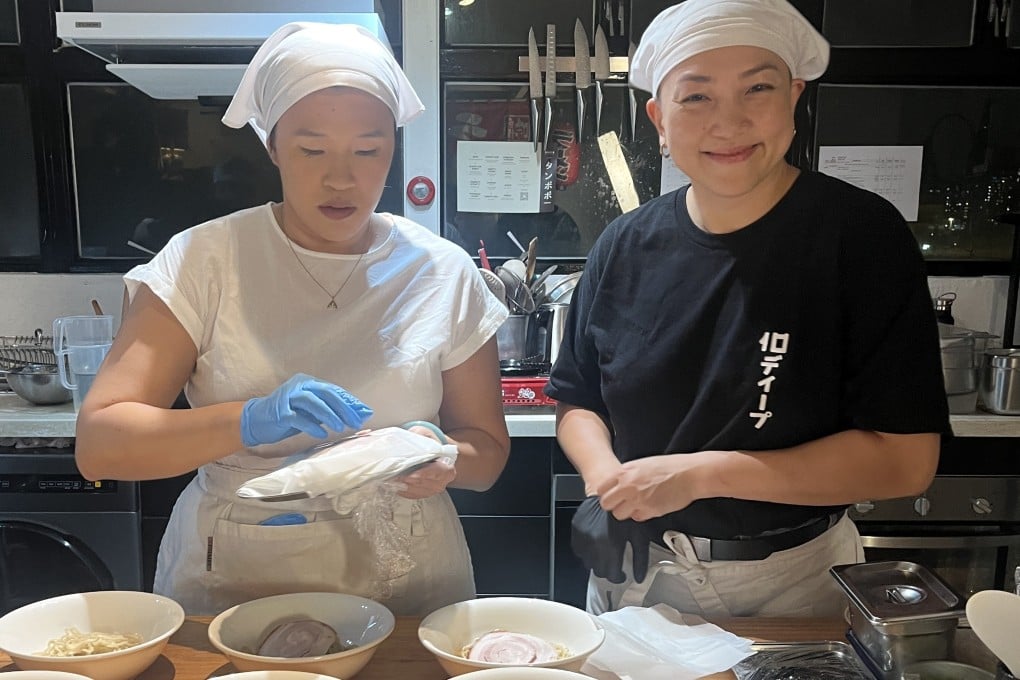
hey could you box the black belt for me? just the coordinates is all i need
[685,511,845,563]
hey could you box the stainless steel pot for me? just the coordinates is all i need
[979,349,1020,415]
[533,302,569,367]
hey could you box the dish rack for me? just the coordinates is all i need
[0,330,58,371]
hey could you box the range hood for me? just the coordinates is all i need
[55,0,387,100]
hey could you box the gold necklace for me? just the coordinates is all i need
[283,221,369,311]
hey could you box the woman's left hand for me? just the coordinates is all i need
[396,424,457,499]
[397,460,457,499]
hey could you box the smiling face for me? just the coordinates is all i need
[647,45,805,226]
[268,87,395,253]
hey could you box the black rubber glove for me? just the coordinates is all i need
[570,495,650,584]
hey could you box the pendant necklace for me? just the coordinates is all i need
[283,219,369,311]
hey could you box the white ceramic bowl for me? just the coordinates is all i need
[1,672,93,680]
[214,673,342,680]
[207,592,394,679]
[0,590,185,680]
[456,669,594,680]
[417,597,605,676]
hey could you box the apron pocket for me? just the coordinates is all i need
[207,517,376,610]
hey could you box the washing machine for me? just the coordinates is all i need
[0,449,142,615]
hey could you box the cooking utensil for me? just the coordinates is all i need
[594,26,610,137]
[501,257,527,282]
[528,28,543,153]
[573,19,591,144]
[530,264,558,292]
[543,24,557,150]
[627,41,638,141]
[478,239,492,271]
[91,298,104,316]
[525,237,538,283]
[479,268,507,308]
[966,590,1020,677]
[545,271,582,304]
[506,229,528,257]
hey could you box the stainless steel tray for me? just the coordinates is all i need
[733,641,874,679]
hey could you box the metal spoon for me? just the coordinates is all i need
[479,268,507,308]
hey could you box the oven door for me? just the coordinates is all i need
[856,526,1020,598]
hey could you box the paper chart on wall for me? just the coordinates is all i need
[818,145,923,221]
[456,140,541,213]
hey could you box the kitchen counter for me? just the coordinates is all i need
[0,615,999,679]
[0,393,1019,438]
[0,615,856,679]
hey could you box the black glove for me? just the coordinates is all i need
[571,495,651,584]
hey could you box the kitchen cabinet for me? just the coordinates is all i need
[0,83,41,259]
[0,0,18,44]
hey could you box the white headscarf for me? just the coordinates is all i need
[631,0,829,97]
[222,22,424,145]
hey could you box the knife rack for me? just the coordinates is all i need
[519,56,630,75]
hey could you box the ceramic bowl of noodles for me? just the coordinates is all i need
[207,592,394,678]
[213,673,344,680]
[0,590,185,680]
[417,597,605,676]
[455,669,595,680]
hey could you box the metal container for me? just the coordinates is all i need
[6,363,73,405]
[496,314,530,365]
[904,660,995,679]
[533,302,569,367]
[979,349,1020,415]
[939,325,999,413]
[831,561,965,680]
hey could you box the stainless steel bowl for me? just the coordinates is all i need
[6,364,72,405]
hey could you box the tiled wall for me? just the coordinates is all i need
[0,272,1012,340]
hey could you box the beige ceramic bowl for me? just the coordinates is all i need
[417,597,605,676]
[214,672,342,680]
[207,592,394,678]
[0,590,185,680]
[2,672,93,680]
[456,669,594,680]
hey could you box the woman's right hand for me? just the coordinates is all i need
[240,373,373,447]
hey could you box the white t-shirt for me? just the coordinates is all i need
[124,203,507,471]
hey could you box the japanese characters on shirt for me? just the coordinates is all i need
[750,331,790,429]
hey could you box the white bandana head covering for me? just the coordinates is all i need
[222,22,424,145]
[631,0,829,97]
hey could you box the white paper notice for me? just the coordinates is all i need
[456,141,541,213]
[660,158,692,195]
[818,145,923,221]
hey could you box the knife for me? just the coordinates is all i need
[528,28,543,153]
[593,25,610,137]
[573,19,591,144]
[543,23,556,151]
[627,41,637,141]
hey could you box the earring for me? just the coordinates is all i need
[660,143,670,158]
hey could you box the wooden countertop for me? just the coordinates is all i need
[0,616,850,679]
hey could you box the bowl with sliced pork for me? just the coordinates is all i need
[0,590,184,680]
[417,597,605,676]
[207,592,394,678]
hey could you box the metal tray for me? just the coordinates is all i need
[733,641,874,679]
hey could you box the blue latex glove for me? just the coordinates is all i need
[240,373,373,447]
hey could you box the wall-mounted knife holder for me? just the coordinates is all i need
[519,56,631,75]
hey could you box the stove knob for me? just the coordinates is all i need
[913,496,931,517]
[972,497,993,515]
[853,501,875,514]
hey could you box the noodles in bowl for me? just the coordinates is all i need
[0,591,184,680]
[40,628,144,657]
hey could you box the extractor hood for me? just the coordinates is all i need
[55,0,388,100]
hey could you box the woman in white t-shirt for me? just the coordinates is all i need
[73,23,510,616]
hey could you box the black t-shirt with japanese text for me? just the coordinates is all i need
[545,170,950,542]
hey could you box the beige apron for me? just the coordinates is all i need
[587,513,864,617]
[153,462,475,616]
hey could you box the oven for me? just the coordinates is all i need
[0,449,142,615]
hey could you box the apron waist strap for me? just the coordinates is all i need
[684,510,846,563]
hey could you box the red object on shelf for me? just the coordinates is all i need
[501,377,556,406]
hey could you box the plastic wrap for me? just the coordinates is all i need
[732,642,873,680]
